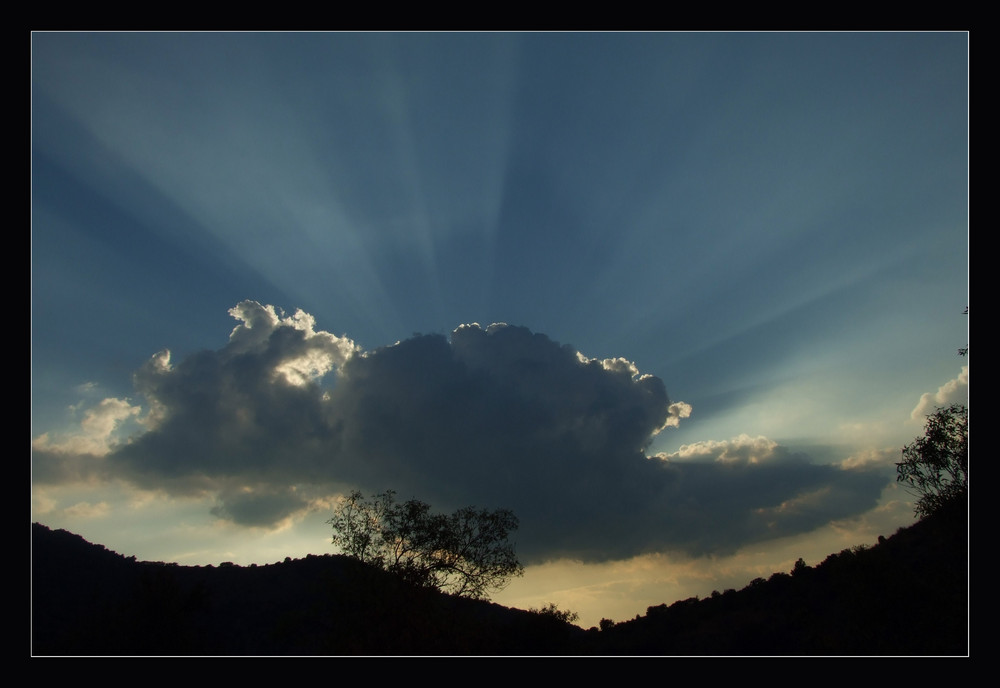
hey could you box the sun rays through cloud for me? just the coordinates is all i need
[32,31,966,627]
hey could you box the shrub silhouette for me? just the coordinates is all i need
[529,602,580,625]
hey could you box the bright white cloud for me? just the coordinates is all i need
[228,300,359,385]
[32,397,141,457]
[910,365,968,421]
[840,446,898,470]
[658,433,780,465]
[600,357,641,377]
[661,401,693,429]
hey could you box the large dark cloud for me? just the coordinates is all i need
[34,302,888,563]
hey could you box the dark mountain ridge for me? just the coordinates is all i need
[31,500,967,655]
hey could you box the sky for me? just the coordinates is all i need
[31,31,968,629]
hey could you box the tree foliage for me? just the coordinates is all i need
[897,403,968,518]
[327,489,523,600]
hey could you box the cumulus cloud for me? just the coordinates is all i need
[226,301,357,386]
[663,401,693,428]
[210,484,313,529]
[32,397,143,485]
[32,302,886,563]
[839,446,898,470]
[32,397,141,457]
[910,365,968,421]
[659,434,783,464]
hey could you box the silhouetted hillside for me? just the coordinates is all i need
[32,501,967,655]
[30,524,584,655]
[585,498,968,655]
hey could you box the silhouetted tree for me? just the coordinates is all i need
[897,404,968,518]
[327,490,523,600]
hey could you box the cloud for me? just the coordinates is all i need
[64,501,111,518]
[210,485,311,529]
[660,434,781,464]
[663,401,693,428]
[839,446,898,470]
[909,365,968,421]
[646,435,887,554]
[32,397,141,457]
[32,397,143,485]
[32,302,887,563]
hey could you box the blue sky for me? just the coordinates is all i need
[31,32,967,628]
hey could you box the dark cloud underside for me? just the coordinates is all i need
[37,302,887,562]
